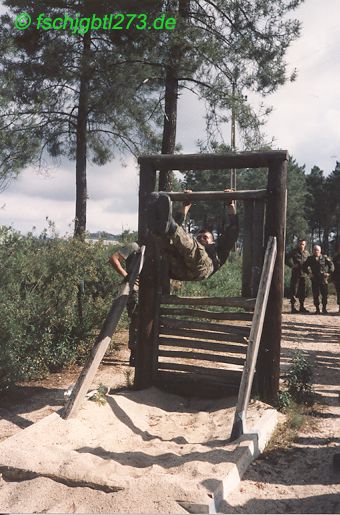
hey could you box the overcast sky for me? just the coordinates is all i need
[1,0,340,236]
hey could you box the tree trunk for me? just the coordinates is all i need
[159,66,178,191]
[74,31,91,239]
[159,0,190,192]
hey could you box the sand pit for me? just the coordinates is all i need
[0,386,278,513]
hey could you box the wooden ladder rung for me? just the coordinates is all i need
[158,349,245,366]
[159,327,247,344]
[160,307,253,321]
[158,362,243,376]
[159,337,247,354]
[160,317,250,335]
[160,295,256,309]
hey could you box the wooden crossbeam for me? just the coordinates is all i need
[161,295,256,309]
[160,307,253,321]
[158,349,245,366]
[159,337,247,354]
[156,371,242,391]
[158,362,243,376]
[159,326,247,344]
[167,190,267,201]
[160,317,249,335]
[138,150,288,171]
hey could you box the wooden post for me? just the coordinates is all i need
[251,200,265,297]
[242,200,253,297]
[257,159,287,403]
[134,161,157,389]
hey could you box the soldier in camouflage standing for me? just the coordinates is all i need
[303,244,334,314]
[286,238,310,314]
[332,242,340,313]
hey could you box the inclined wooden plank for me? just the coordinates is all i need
[161,295,256,309]
[159,337,247,354]
[160,307,253,321]
[231,236,277,440]
[63,246,145,419]
[159,326,247,343]
[158,362,243,376]
[158,349,245,366]
[160,317,250,335]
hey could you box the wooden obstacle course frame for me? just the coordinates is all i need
[135,150,287,404]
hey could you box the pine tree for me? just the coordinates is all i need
[0,0,164,236]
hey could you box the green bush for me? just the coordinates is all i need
[278,350,315,410]
[0,225,122,394]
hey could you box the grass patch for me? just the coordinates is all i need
[265,403,318,453]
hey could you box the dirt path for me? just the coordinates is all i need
[225,297,340,514]
[0,299,339,513]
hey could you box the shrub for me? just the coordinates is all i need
[0,225,122,394]
[277,350,315,411]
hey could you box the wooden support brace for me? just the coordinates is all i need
[62,247,145,419]
[230,236,277,441]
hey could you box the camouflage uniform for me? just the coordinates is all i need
[332,252,340,308]
[158,214,239,281]
[117,242,140,353]
[286,247,309,310]
[303,254,334,311]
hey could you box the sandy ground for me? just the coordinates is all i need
[0,298,339,513]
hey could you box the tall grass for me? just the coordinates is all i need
[178,252,242,298]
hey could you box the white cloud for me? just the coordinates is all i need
[1,0,340,234]
[1,158,140,235]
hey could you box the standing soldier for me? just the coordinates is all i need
[303,245,334,314]
[286,238,309,314]
[332,242,340,314]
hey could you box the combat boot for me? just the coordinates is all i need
[322,306,328,314]
[147,192,176,235]
[299,304,310,314]
[315,306,321,314]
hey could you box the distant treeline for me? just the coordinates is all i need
[181,157,340,254]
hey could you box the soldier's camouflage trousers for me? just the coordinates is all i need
[157,226,214,281]
[290,272,306,306]
[311,280,328,309]
[126,289,138,352]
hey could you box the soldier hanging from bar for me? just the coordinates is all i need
[146,190,239,281]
